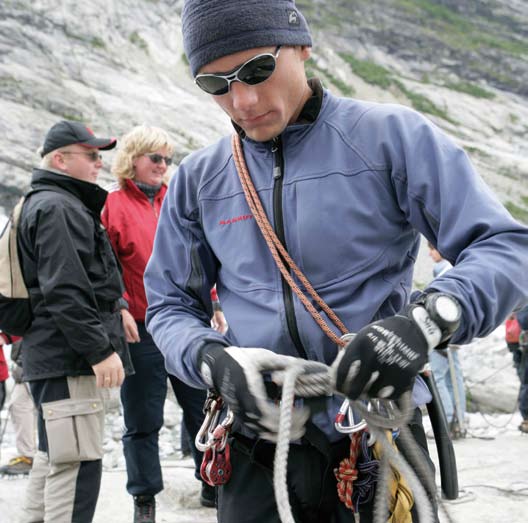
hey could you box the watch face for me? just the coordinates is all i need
[435,295,461,323]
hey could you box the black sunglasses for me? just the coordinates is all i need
[195,46,282,96]
[146,153,173,166]
[62,151,102,162]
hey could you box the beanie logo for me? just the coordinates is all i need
[287,10,300,26]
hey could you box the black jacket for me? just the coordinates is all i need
[17,168,133,380]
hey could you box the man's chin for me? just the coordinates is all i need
[244,125,283,142]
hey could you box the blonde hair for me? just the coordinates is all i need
[112,125,176,188]
[39,149,53,169]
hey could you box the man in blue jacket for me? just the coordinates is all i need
[144,1,528,521]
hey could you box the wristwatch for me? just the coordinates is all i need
[423,292,462,342]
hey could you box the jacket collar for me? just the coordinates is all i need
[124,178,167,201]
[30,168,108,215]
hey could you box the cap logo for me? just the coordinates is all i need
[287,10,299,26]
[85,126,95,136]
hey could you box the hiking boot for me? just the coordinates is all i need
[200,482,216,508]
[133,495,155,523]
[519,420,528,434]
[0,456,33,476]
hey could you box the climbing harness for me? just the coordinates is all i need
[195,391,235,486]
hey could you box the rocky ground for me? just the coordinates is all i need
[1,327,527,522]
[1,0,527,223]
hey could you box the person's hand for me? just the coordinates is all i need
[333,304,443,400]
[121,309,140,343]
[211,310,228,334]
[198,345,315,441]
[92,352,125,388]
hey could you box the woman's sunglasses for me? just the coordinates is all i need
[195,46,282,96]
[146,153,173,166]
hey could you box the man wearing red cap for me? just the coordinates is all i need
[16,120,132,523]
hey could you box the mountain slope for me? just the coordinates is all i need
[1,0,527,222]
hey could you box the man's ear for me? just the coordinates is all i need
[300,45,311,62]
[51,151,67,172]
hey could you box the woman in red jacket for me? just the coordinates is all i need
[102,126,219,522]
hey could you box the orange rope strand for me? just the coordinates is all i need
[232,134,348,347]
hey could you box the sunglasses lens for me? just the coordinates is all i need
[195,75,229,95]
[148,154,172,165]
[90,152,101,161]
[239,54,276,85]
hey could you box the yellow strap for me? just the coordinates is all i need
[373,432,414,523]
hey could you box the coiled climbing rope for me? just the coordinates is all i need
[272,360,437,523]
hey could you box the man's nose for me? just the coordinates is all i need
[230,81,259,112]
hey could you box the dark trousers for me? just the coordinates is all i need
[121,322,207,496]
[508,342,528,419]
[218,408,437,523]
[0,380,5,412]
[518,347,528,419]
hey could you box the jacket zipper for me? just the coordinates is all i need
[272,137,307,359]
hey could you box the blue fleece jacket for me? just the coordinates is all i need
[144,89,528,440]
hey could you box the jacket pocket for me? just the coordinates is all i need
[42,398,104,464]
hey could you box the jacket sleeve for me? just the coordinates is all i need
[365,105,528,343]
[144,163,229,388]
[32,202,114,365]
[101,202,131,306]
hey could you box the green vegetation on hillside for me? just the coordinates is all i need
[339,53,452,122]
[305,58,355,97]
[91,37,106,49]
[395,0,528,57]
[338,55,392,89]
[299,0,525,95]
[505,201,528,224]
[129,31,148,52]
[445,81,495,100]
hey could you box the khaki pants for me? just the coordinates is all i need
[10,382,37,458]
[20,376,105,523]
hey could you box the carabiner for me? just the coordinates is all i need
[334,398,367,434]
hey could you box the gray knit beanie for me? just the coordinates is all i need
[182,0,312,77]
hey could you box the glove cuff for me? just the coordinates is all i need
[410,292,462,350]
[196,342,227,387]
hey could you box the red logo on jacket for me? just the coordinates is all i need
[219,214,253,226]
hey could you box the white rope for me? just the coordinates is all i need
[273,365,437,523]
[273,362,305,523]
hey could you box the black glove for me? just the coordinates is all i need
[197,344,312,441]
[334,293,461,400]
